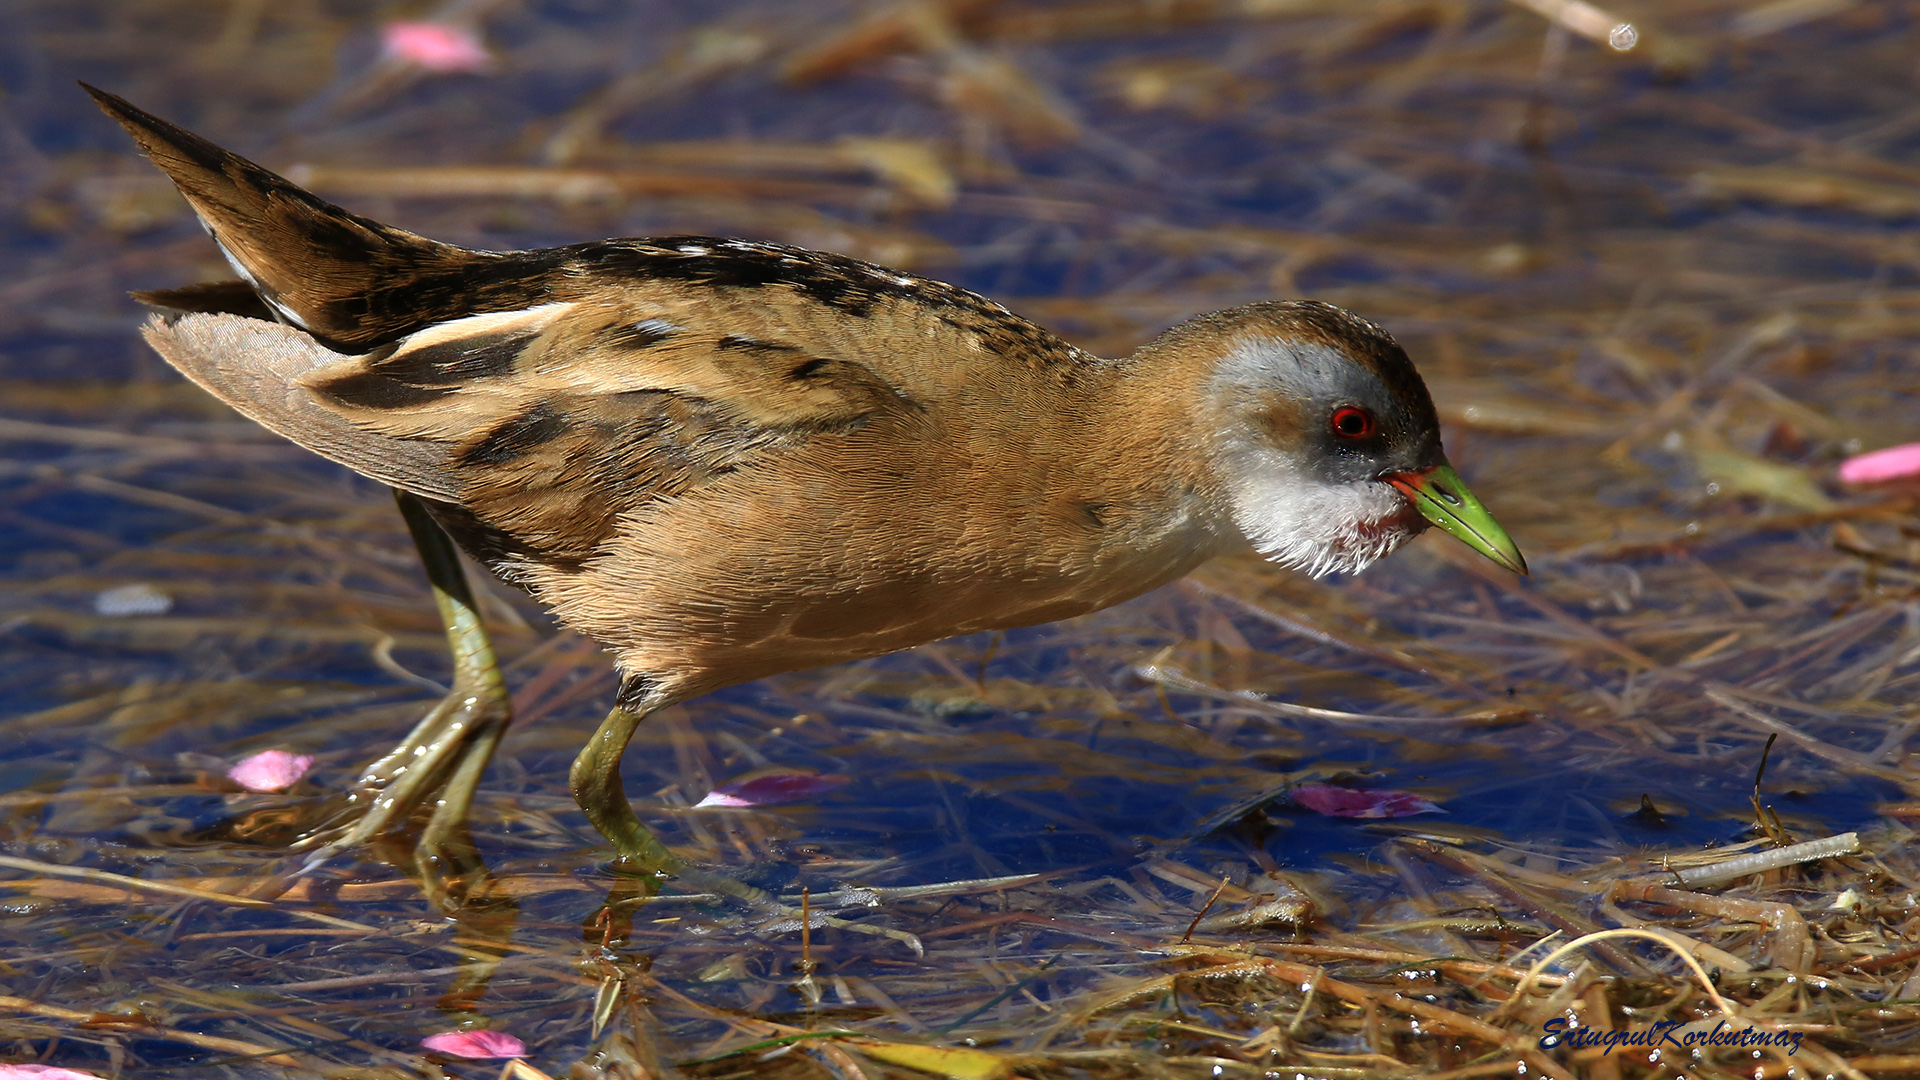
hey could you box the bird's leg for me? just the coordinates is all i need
[296,490,513,885]
[570,678,681,877]
[571,678,923,954]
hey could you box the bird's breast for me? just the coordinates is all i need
[524,422,1223,698]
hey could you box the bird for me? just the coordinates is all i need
[84,84,1524,879]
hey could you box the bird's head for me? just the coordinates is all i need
[1169,301,1525,578]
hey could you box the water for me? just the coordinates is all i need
[3,2,1917,1076]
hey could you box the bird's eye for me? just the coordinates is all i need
[1329,406,1375,439]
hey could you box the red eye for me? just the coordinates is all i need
[1330,406,1375,439]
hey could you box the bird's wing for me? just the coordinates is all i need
[152,297,920,569]
[143,312,461,500]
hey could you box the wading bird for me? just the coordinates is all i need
[86,85,1524,883]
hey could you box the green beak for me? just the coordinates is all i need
[1385,463,1527,576]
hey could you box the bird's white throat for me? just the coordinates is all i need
[1217,448,1415,578]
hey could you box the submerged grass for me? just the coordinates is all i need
[2,0,1920,1076]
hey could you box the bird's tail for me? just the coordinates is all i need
[83,83,505,352]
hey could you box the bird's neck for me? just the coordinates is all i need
[1084,352,1246,565]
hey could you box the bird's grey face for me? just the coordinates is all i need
[1207,330,1443,577]
[1190,299,1523,578]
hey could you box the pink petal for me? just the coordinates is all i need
[1291,782,1444,819]
[0,1066,105,1079]
[1838,442,1920,485]
[226,750,314,793]
[381,21,493,74]
[421,1030,526,1059]
[695,771,850,808]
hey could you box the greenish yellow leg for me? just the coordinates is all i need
[570,685,924,954]
[570,695,681,874]
[572,686,795,908]
[297,490,513,873]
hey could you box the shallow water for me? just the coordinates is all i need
[3,2,1919,1077]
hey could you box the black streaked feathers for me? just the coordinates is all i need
[92,81,1098,590]
[131,279,277,322]
[313,369,458,411]
[369,331,533,385]
[460,399,570,467]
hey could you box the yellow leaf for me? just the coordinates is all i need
[845,1037,1011,1080]
[839,138,956,208]
[1693,448,1834,513]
